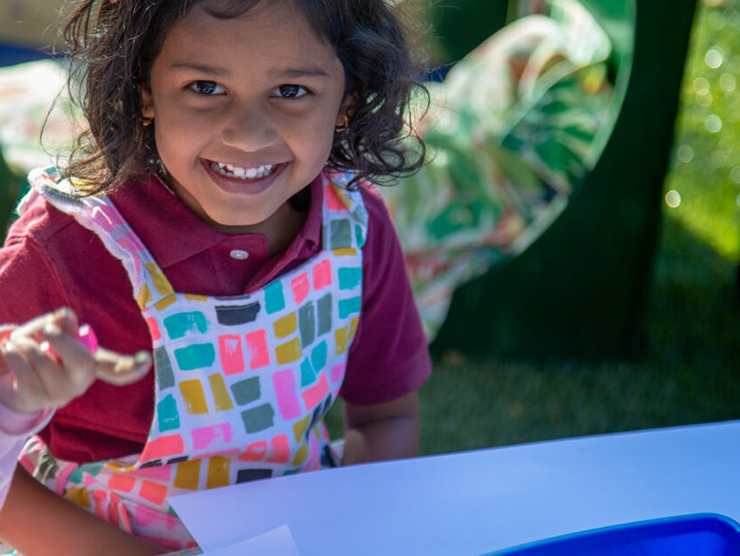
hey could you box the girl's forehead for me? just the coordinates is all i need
[162,0,339,67]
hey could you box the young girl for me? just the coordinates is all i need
[0,0,431,554]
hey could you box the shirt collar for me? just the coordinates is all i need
[110,172,325,269]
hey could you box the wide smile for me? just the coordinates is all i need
[208,160,279,180]
[201,158,287,195]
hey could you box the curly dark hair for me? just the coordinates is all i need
[60,0,428,193]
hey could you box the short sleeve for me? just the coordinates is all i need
[0,210,72,326]
[339,185,432,405]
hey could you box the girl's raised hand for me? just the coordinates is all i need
[0,308,152,415]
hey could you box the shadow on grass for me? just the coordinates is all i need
[412,212,740,455]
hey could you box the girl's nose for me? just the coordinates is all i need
[220,103,277,151]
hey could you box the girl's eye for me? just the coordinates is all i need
[190,81,225,95]
[272,85,309,99]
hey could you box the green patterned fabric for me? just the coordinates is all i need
[382,0,614,340]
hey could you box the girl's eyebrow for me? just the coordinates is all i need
[168,61,330,80]
[170,62,230,76]
[269,67,331,79]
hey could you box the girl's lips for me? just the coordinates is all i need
[201,159,287,195]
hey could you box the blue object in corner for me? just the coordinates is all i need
[485,514,740,556]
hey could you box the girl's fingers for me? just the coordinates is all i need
[0,340,50,412]
[10,308,79,345]
[93,348,152,386]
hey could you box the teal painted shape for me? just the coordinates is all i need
[231,377,261,405]
[174,343,216,370]
[163,311,208,339]
[283,469,300,476]
[264,281,286,314]
[330,219,352,249]
[241,404,275,433]
[154,347,175,389]
[311,340,328,372]
[317,293,332,336]
[300,357,316,387]
[338,296,361,319]
[355,224,365,248]
[298,302,316,347]
[338,267,362,290]
[157,394,180,432]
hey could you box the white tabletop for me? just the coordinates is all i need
[170,420,740,555]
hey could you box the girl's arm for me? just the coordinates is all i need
[0,465,167,556]
[341,390,420,465]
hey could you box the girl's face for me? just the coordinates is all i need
[141,0,347,233]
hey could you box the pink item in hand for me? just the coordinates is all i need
[42,324,99,363]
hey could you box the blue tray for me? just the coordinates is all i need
[486,514,740,556]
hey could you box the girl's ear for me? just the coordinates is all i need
[336,94,356,130]
[140,81,155,119]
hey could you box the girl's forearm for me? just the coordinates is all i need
[342,405,420,466]
[0,466,167,556]
[342,391,421,466]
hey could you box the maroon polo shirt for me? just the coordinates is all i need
[0,173,431,463]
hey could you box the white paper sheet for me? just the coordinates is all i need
[200,526,299,556]
[169,421,740,556]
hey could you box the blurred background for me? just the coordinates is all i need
[0,0,739,456]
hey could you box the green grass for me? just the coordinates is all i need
[328,0,740,455]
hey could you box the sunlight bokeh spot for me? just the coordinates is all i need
[720,73,736,92]
[693,76,711,94]
[705,114,723,132]
[705,48,723,69]
[665,190,681,208]
[677,144,694,163]
[697,92,713,107]
[731,167,740,184]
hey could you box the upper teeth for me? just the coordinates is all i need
[211,162,277,180]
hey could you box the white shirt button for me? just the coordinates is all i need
[229,249,249,260]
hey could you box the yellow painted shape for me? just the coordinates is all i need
[292,441,308,466]
[174,459,201,490]
[207,456,231,489]
[208,373,234,412]
[179,379,209,415]
[292,415,310,443]
[275,337,302,365]
[335,326,348,355]
[64,486,91,508]
[185,294,208,301]
[273,312,297,339]
[332,248,357,257]
[145,262,175,296]
[349,317,359,340]
[154,293,178,311]
[136,283,152,309]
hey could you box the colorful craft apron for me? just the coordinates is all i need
[17,168,368,551]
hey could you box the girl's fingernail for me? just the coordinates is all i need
[134,351,152,368]
[43,323,62,336]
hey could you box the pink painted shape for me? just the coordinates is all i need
[55,462,77,495]
[139,434,185,462]
[325,183,347,211]
[191,423,233,451]
[128,465,172,482]
[267,433,290,464]
[290,272,310,304]
[273,369,301,420]
[139,479,168,507]
[245,329,270,370]
[219,334,245,375]
[146,317,161,342]
[90,206,115,232]
[114,236,143,284]
[330,362,346,384]
[239,440,269,462]
[312,258,332,290]
[301,372,329,412]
